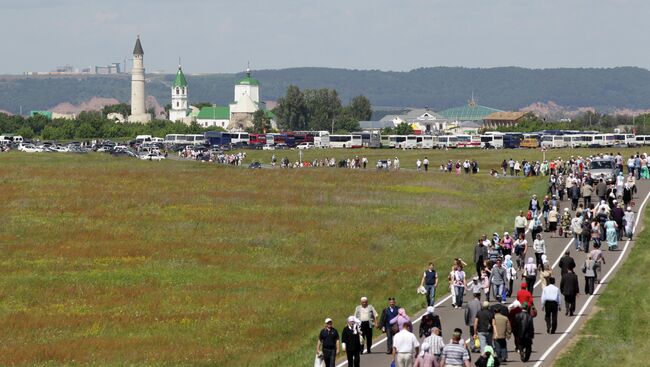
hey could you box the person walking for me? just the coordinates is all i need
[582,180,593,208]
[474,239,488,279]
[541,276,561,334]
[523,258,537,294]
[393,322,419,367]
[490,259,507,303]
[513,234,528,271]
[420,262,439,307]
[413,342,436,367]
[548,206,559,237]
[571,212,584,251]
[582,255,597,295]
[560,267,580,317]
[341,316,362,367]
[492,306,511,362]
[474,301,496,354]
[590,244,606,284]
[452,265,467,308]
[354,297,378,354]
[624,206,635,240]
[558,250,576,279]
[423,157,429,172]
[533,234,546,269]
[419,306,442,339]
[464,291,482,352]
[439,330,471,367]
[380,297,400,354]
[604,215,619,250]
[514,211,528,240]
[316,318,340,367]
[514,302,535,362]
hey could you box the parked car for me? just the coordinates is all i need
[139,153,166,161]
[248,161,262,169]
[111,150,138,158]
[262,144,275,151]
[296,142,314,150]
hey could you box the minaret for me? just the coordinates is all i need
[128,36,151,123]
[169,64,188,123]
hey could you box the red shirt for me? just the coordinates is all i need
[517,289,533,306]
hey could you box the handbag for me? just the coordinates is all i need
[391,323,399,334]
[530,305,538,318]
[473,335,481,350]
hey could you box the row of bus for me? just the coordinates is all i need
[160,131,646,149]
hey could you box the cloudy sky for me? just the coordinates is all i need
[2,0,650,74]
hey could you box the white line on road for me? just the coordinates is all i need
[532,190,650,367]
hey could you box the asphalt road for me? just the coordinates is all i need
[334,180,650,367]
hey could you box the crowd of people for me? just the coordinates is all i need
[315,153,640,367]
[439,159,481,174]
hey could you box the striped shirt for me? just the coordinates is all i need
[441,342,469,366]
[424,334,445,355]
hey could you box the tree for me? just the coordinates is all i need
[77,122,95,139]
[333,108,360,132]
[394,122,414,135]
[304,88,342,131]
[252,110,272,133]
[102,103,130,118]
[16,126,35,139]
[274,85,308,131]
[348,95,372,121]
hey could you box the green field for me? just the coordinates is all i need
[0,148,639,366]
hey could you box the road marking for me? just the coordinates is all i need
[532,190,650,367]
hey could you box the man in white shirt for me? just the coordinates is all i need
[541,276,561,334]
[514,211,528,239]
[393,322,419,367]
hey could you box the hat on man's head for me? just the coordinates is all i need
[325,318,333,324]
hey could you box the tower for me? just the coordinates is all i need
[169,64,188,122]
[128,36,151,123]
[234,67,260,104]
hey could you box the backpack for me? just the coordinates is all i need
[526,210,533,220]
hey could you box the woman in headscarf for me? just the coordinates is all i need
[582,255,597,295]
[539,261,552,289]
[504,254,516,297]
[604,214,619,250]
[624,206,635,240]
[389,307,411,331]
[523,257,537,293]
[414,341,437,367]
[533,233,546,269]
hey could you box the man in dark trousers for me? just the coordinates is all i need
[558,250,576,278]
[595,179,607,202]
[379,297,400,354]
[541,276,561,334]
[341,316,362,367]
[560,267,580,316]
[610,201,625,240]
[514,302,535,362]
[474,239,488,276]
[316,318,340,367]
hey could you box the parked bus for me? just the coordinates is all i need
[437,135,458,149]
[227,132,250,145]
[563,134,588,148]
[614,134,636,147]
[635,135,650,146]
[417,135,436,149]
[265,133,296,147]
[540,135,567,148]
[480,133,504,149]
[204,132,231,146]
[352,131,382,148]
[503,133,522,149]
[455,134,481,148]
[165,134,206,145]
[329,134,362,148]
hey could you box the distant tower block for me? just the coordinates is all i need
[128,36,152,123]
[169,64,189,122]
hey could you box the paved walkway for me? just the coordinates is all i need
[335,180,650,367]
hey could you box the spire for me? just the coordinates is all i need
[133,35,144,56]
[173,64,188,88]
[246,62,251,78]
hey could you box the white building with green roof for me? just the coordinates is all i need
[196,106,230,129]
[169,65,190,123]
[228,68,262,130]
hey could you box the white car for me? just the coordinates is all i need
[18,143,42,153]
[262,144,275,150]
[140,153,166,161]
[296,142,314,150]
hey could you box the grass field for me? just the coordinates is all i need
[0,148,639,366]
[555,206,650,367]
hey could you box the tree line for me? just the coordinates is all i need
[0,104,210,141]
[273,86,372,133]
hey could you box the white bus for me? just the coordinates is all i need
[0,134,23,144]
[329,134,362,148]
[614,134,636,147]
[313,131,330,148]
[563,134,588,148]
[417,135,436,149]
[480,134,504,149]
[635,135,650,146]
[388,135,417,149]
[228,132,250,145]
[540,135,567,148]
[456,134,481,148]
[437,135,458,149]
[164,134,206,145]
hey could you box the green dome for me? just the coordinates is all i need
[173,66,188,88]
[238,69,259,86]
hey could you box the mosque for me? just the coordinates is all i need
[127,36,275,130]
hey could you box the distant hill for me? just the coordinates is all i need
[2,67,650,115]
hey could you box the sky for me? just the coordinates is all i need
[2,0,650,74]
